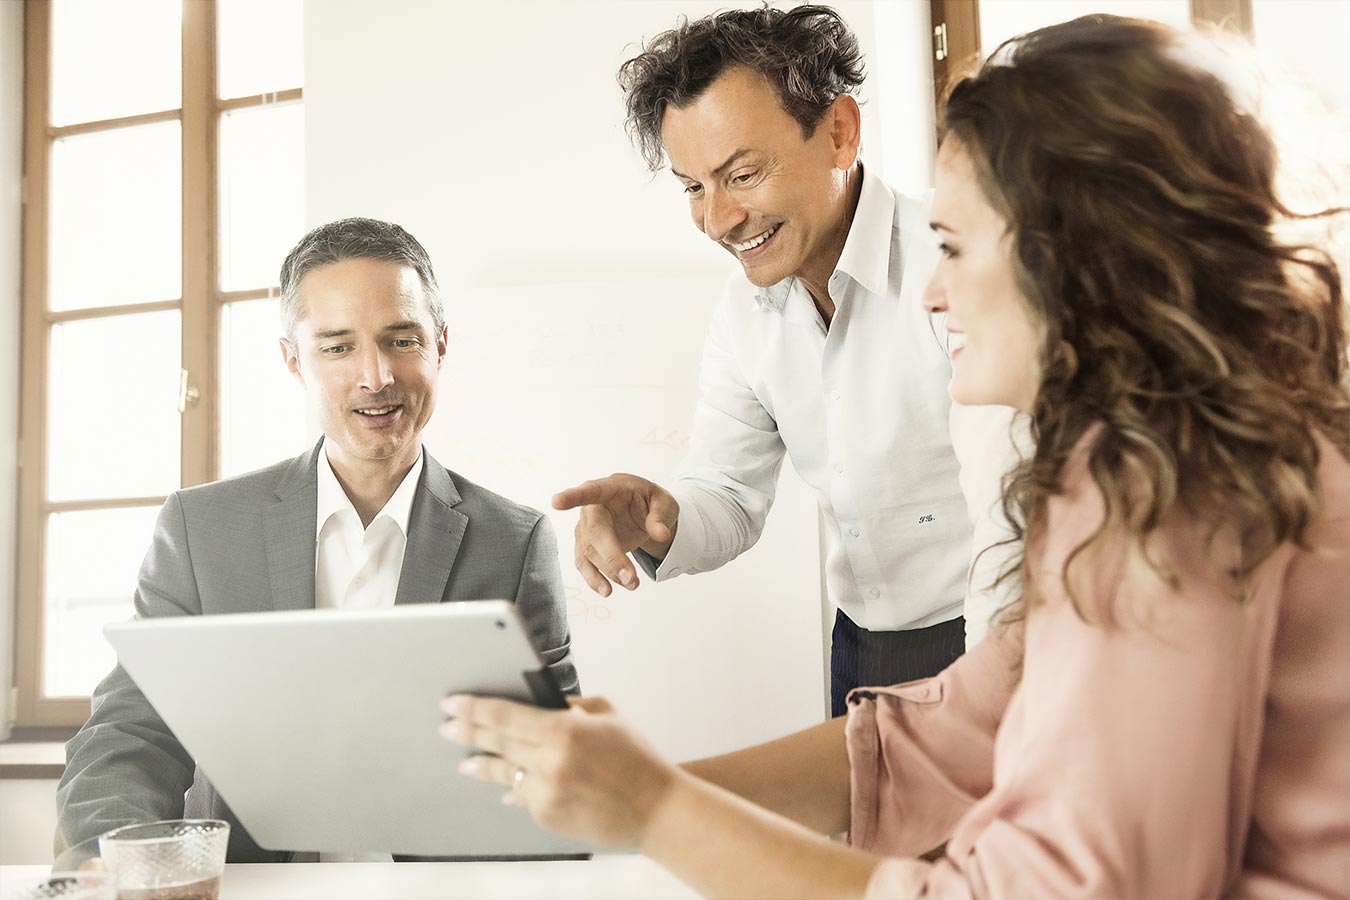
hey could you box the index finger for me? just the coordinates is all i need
[551,481,609,510]
[441,694,553,744]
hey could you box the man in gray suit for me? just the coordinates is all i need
[54,218,578,865]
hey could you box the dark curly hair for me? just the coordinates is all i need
[942,16,1350,623]
[617,4,865,171]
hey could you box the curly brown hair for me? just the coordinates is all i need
[616,4,865,172]
[941,16,1350,622]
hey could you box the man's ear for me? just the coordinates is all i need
[280,337,305,386]
[434,324,449,369]
[827,93,862,170]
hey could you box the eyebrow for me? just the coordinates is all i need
[671,148,755,181]
[929,220,955,233]
[311,320,425,340]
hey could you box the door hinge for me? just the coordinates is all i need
[933,22,949,61]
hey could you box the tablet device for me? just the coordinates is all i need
[104,600,591,857]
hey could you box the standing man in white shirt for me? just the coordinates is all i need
[56,218,578,865]
[553,5,1016,715]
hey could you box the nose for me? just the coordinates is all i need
[699,187,748,243]
[922,267,948,315]
[357,345,395,393]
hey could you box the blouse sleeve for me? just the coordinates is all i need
[856,476,1284,898]
[846,618,1023,858]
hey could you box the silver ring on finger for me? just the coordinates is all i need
[513,766,526,790]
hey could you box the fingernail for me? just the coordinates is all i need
[442,696,466,717]
[619,569,632,586]
[501,792,521,807]
[457,758,481,776]
[439,721,464,742]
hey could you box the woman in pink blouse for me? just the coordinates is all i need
[442,16,1350,898]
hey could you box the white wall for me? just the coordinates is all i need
[303,0,937,763]
[1,0,25,744]
[0,0,40,867]
[305,0,890,289]
[0,780,58,865]
[872,0,938,197]
[0,0,939,863]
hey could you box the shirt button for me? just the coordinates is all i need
[869,587,880,599]
[848,527,860,537]
[834,463,844,474]
[830,390,841,401]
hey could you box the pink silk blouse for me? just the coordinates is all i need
[846,434,1350,898]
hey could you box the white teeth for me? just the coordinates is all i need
[731,224,778,253]
[357,406,395,415]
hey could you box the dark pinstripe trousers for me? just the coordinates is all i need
[830,609,966,717]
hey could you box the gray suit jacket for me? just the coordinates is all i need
[54,442,578,866]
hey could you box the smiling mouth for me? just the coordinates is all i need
[728,224,779,254]
[947,333,967,357]
[356,405,398,415]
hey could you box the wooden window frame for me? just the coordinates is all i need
[15,0,301,730]
[927,0,1254,129]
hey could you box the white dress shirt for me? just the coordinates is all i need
[949,403,1026,645]
[315,439,424,611]
[308,440,423,862]
[651,165,1020,643]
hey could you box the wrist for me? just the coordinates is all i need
[636,764,697,857]
[638,530,676,561]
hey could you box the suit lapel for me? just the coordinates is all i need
[264,440,321,612]
[395,449,467,606]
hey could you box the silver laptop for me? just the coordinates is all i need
[104,601,591,857]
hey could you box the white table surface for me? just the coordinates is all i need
[1,857,701,900]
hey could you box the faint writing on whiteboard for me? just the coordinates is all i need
[640,428,690,454]
[565,583,613,624]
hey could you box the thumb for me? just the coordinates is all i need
[645,512,673,544]
[645,493,679,543]
[566,695,615,715]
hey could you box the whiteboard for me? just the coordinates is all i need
[421,276,826,761]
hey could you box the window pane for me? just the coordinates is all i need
[980,0,1191,54]
[219,103,305,291]
[1252,0,1350,115]
[50,0,181,126]
[43,505,161,698]
[217,0,305,100]
[49,122,182,311]
[220,299,310,477]
[48,311,182,502]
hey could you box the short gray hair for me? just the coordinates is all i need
[278,217,443,340]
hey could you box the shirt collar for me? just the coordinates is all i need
[754,163,896,313]
[834,163,896,298]
[316,437,424,539]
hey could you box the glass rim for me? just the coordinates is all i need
[98,818,230,846]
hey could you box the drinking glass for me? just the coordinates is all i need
[97,820,229,900]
